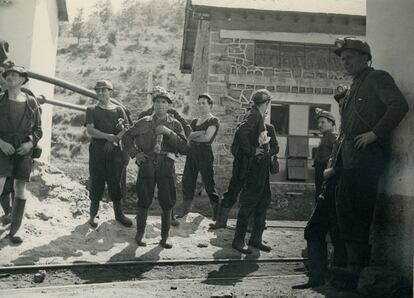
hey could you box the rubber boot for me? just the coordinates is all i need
[248,229,271,252]
[135,207,148,246]
[210,207,231,229]
[292,241,327,289]
[0,193,11,225]
[232,223,252,254]
[210,201,219,221]
[177,199,192,218]
[88,200,100,228]
[113,200,132,227]
[8,197,26,244]
[160,209,172,249]
[171,208,179,227]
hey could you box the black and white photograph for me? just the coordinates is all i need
[0,0,412,297]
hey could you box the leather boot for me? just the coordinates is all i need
[113,200,132,227]
[88,200,100,228]
[160,209,172,249]
[135,207,148,246]
[0,193,11,225]
[177,199,193,218]
[210,207,231,229]
[8,197,26,244]
[210,201,219,221]
[292,241,327,289]
[248,229,271,252]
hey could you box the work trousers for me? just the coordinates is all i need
[182,144,219,204]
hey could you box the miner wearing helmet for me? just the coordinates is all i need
[85,80,132,228]
[0,64,42,243]
[227,89,274,254]
[293,109,346,289]
[327,37,409,289]
[123,87,187,248]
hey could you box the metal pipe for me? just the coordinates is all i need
[26,70,126,109]
[36,95,86,112]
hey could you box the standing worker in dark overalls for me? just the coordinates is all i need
[231,89,273,254]
[212,111,279,229]
[329,37,408,290]
[123,89,187,249]
[179,93,220,219]
[138,86,191,226]
[85,80,132,228]
[292,108,346,289]
[0,65,42,243]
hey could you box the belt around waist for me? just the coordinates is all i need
[189,141,212,147]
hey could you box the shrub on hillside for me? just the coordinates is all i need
[107,30,117,46]
[82,68,95,77]
[97,43,113,59]
[124,42,140,53]
[70,114,86,127]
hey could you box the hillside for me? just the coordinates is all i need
[51,0,190,182]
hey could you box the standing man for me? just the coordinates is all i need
[0,65,42,243]
[85,80,132,228]
[231,89,273,254]
[330,37,408,289]
[123,89,187,249]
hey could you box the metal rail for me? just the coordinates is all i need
[0,257,306,273]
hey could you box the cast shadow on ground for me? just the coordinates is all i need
[7,220,135,265]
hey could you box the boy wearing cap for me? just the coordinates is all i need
[123,89,187,249]
[85,80,132,228]
[328,37,409,289]
[0,65,42,243]
[230,89,273,254]
[293,109,347,289]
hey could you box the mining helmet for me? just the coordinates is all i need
[315,108,335,125]
[2,64,29,84]
[152,85,172,104]
[94,80,113,90]
[251,89,272,105]
[334,37,372,60]
[198,93,214,105]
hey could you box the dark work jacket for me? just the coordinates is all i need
[138,107,191,138]
[231,106,266,180]
[122,114,187,178]
[337,67,409,169]
[0,91,42,148]
[314,131,337,167]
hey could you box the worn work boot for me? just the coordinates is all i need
[160,209,172,249]
[135,207,148,246]
[171,208,179,227]
[8,197,26,244]
[177,199,193,218]
[210,201,219,221]
[292,241,327,289]
[232,238,252,254]
[209,207,231,229]
[0,193,11,225]
[248,231,271,252]
[113,200,133,227]
[88,200,100,228]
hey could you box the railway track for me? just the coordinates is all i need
[0,257,307,290]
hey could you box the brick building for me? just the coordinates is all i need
[180,0,366,182]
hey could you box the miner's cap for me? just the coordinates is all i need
[251,89,272,105]
[152,85,172,104]
[334,37,372,60]
[2,65,29,84]
[94,80,113,91]
[315,108,336,125]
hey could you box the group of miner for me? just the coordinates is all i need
[0,37,408,291]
